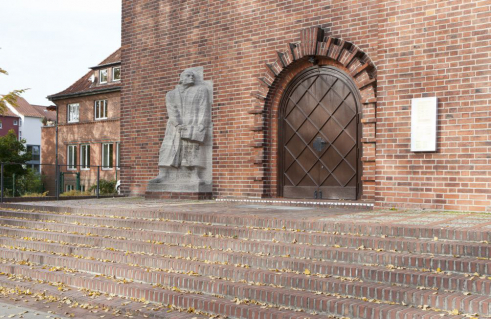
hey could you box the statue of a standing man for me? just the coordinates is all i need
[148,68,212,193]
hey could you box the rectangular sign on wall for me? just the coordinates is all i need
[411,97,438,152]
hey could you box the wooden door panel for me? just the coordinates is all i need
[280,67,360,200]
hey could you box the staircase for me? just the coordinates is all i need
[0,203,489,319]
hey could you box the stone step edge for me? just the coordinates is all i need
[1,203,488,243]
[215,198,375,209]
[0,247,488,316]
[0,261,464,319]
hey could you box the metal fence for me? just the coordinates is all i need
[0,162,126,202]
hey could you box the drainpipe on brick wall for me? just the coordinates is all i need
[55,104,59,200]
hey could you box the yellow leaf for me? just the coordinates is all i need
[304,269,311,275]
[450,309,460,315]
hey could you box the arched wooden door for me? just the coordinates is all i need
[279,66,361,200]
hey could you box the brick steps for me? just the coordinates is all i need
[0,210,490,260]
[0,269,206,319]
[0,255,466,319]
[0,206,489,318]
[0,260,341,319]
[0,212,489,275]
[0,246,488,316]
[0,223,489,297]
[4,204,490,242]
[0,227,490,316]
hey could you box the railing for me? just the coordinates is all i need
[0,162,128,203]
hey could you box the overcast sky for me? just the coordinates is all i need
[0,0,122,106]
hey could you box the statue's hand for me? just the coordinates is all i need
[198,125,205,132]
[177,125,187,132]
[168,119,179,127]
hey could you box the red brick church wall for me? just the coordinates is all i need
[121,0,491,212]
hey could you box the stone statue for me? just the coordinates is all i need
[147,67,212,193]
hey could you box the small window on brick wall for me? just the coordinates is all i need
[100,69,108,84]
[94,100,108,120]
[102,143,113,170]
[67,145,77,170]
[80,144,90,169]
[112,67,121,82]
[67,103,79,123]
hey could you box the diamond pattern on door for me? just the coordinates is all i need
[280,67,360,200]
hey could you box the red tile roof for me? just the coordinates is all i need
[1,107,20,118]
[31,105,57,121]
[11,96,46,118]
[48,48,121,100]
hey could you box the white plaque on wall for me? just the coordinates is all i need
[411,97,438,152]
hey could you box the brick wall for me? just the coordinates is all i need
[121,0,491,211]
[376,0,491,211]
[0,116,20,138]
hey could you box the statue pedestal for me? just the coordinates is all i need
[145,192,212,200]
[146,180,211,193]
[145,174,212,200]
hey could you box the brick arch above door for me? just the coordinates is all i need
[247,27,377,201]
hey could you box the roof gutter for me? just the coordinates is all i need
[90,61,121,70]
[47,87,121,102]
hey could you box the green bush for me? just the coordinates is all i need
[21,191,49,197]
[60,190,91,197]
[88,179,116,195]
[17,168,44,195]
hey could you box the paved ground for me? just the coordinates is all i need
[13,197,491,231]
[0,300,69,319]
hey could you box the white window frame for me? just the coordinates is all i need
[80,144,90,170]
[112,67,121,82]
[0,120,2,129]
[94,100,108,120]
[67,145,77,170]
[19,119,22,127]
[67,103,79,123]
[102,143,114,170]
[116,142,120,170]
[13,120,18,126]
[66,185,74,192]
[99,69,108,84]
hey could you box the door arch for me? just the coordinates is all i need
[278,66,362,200]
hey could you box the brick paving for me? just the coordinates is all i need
[0,198,489,318]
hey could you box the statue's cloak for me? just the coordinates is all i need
[158,84,211,168]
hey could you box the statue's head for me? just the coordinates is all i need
[179,70,196,86]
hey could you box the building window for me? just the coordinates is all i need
[19,119,22,127]
[94,100,108,120]
[67,145,77,170]
[0,120,2,129]
[13,120,18,125]
[19,131,22,140]
[112,67,121,82]
[99,69,108,84]
[116,142,120,169]
[67,103,79,123]
[102,143,113,169]
[80,144,90,169]
[27,145,40,161]
[66,185,74,192]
